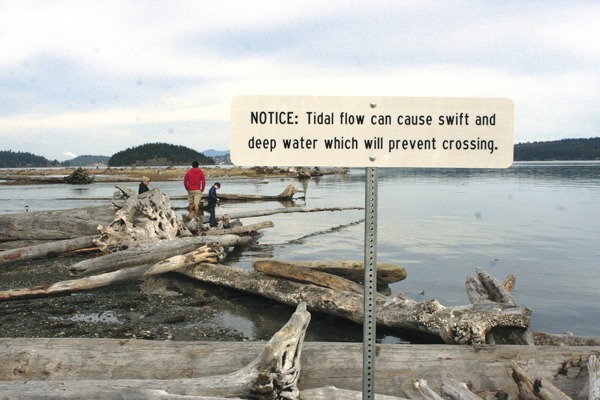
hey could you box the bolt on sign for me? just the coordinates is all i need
[230,95,514,168]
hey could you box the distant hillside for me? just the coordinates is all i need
[202,149,229,157]
[514,137,600,161]
[108,142,214,167]
[0,150,60,168]
[203,149,231,164]
[64,155,110,166]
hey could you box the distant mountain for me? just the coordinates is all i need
[202,149,229,157]
[514,137,600,161]
[64,155,110,166]
[108,142,214,166]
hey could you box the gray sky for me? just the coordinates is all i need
[1,1,599,161]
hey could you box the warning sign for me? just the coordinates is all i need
[230,96,514,168]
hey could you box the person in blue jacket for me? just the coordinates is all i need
[208,182,221,228]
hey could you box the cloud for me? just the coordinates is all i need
[62,151,77,159]
[1,1,599,160]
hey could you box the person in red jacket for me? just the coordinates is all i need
[183,161,206,218]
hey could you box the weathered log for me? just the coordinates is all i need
[0,245,223,301]
[266,259,407,284]
[441,379,482,400]
[1,339,596,400]
[179,263,531,344]
[0,203,360,242]
[171,183,302,202]
[254,259,386,298]
[511,361,574,400]
[0,302,311,399]
[96,186,184,251]
[300,387,408,400]
[0,235,98,267]
[466,267,534,345]
[209,206,364,222]
[70,233,260,276]
[590,355,599,400]
[401,379,444,400]
[199,220,274,236]
[0,205,116,241]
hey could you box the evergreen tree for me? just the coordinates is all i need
[108,143,214,166]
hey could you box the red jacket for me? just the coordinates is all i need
[184,168,206,191]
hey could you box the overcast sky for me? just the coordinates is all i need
[1,1,599,161]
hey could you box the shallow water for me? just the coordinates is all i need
[1,161,599,341]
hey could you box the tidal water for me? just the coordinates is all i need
[1,161,599,342]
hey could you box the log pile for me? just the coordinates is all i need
[0,183,584,346]
[1,183,600,397]
[0,303,598,399]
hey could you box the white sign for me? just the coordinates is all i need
[231,96,514,168]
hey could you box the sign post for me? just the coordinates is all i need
[231,95,514,399]
[363,166,378,398]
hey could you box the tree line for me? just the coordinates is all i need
[514,137,600,161]
[0,143,215,168]
[107,143,214,166]
[0,150,61,168]
[3,138,599,167]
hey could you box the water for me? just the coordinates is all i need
[1,161,599,340]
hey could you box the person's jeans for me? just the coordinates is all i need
[209,205,217,227]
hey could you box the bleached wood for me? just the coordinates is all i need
[0,302,311,400]
[0,245,223,301]
[590,355,599,400]
[272,259,407,284]
[0,205,115,241]
[299,386,408,400]
[1,339,595,400]
[0,235,97,267]
[180,263,531,344]
[170,183,301,202]
[401,379,444,400]
[253,259,386,298]
[441,379,484,400]
[69,234,258,275]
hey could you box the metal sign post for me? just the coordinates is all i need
[363,166,378,399]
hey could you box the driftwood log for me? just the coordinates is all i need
[211,206,363,223]
[0,201,361,242]
[0,235,98,267]
[585,358,599,400]
[0,205,115,241]
[69,232,262,276]
[0,245,223,301]
[511,360,574,400]
[283,260,407,284]
[170,183,302,202]
[1,338,597,400]
[256,259,406,294]
[0,302,311,399]
[177,261,530,344]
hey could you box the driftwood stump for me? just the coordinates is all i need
[96,187,185,251]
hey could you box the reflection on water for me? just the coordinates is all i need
[1,161,599,339]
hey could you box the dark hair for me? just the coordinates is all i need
[192,161,199,168]
[214,182,221,187]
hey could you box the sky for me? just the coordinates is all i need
[1,1,599,161]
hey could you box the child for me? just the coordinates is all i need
[208,182,221,227]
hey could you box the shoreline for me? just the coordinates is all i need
[0,165,290,184]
